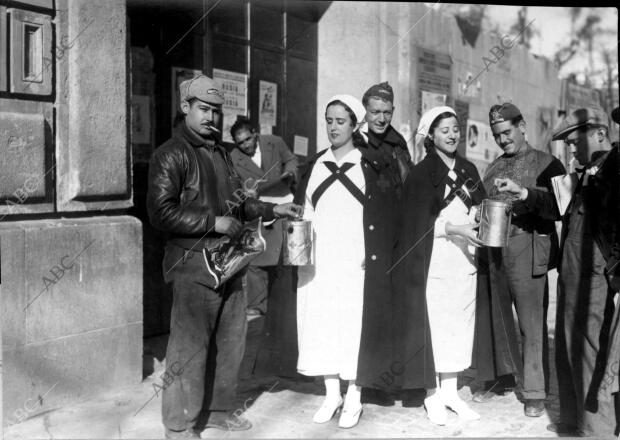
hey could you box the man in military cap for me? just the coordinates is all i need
[473,102,566,417]
[361,81,413,185]
[545,107,619,436]
[147,75,301,438]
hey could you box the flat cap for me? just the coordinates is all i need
[179,75,225,105]
[363,81,394,104]
[552,107,609,141]
[489,102,522,125]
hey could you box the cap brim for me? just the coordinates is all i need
[551,122,586,141]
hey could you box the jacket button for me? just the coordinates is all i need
[371,254,377,260]
[336,170,341,174]
[373,160,378,165]
[367,194,372,199]
[369,225,375,231]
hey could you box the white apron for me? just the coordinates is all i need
[296,147,366,379]
[426,167,478,372]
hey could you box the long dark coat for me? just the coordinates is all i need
[255,141,400,388]
[392,150,485,389]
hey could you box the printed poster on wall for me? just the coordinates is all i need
[421,91,447,115]
[213,68,248,143]
[171,66,203,127]
[259,80,277,127]
[466,120,502,175]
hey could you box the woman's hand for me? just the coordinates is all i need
[445,222,485,247]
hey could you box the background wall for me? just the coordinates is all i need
[318,2,566,176]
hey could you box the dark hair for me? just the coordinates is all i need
[424,112,459,153]
[511,114,524,126]
[230,116,254,140]
[326,100,358,126]
[325,100,368,149]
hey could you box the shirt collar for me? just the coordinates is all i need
[319,146,362,166]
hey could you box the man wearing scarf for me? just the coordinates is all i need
[361,82,413,188]
[475,103,565,417]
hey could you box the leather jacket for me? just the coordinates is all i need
[147,123,275,249]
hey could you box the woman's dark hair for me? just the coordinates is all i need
[326,100,358,126]
[230,115,254,140]
[325,100,368,149]
[424,111,459,153]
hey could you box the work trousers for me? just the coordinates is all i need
[161,244,247,432]
[501,233,548,400]
[556,273,618,436]
[244,265,269,314]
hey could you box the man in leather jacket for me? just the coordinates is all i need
[147,75,300,439]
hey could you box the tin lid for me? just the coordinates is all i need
[482,199,511,207]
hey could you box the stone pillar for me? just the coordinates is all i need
[1,0,142,426]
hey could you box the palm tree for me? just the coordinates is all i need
[509,6,539,50]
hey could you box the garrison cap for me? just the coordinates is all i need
[362,81,394,105]
[489,102,522,126]
[611,106,619,125]
[552,107,609,141]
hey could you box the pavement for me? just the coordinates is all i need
[5,273,565,439]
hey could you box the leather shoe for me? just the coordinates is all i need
[546,422,581,435]
[424,393,447,426]
[206,410,252,431]
[338,404,363,429]
[443,396,480,421]
[164,428,200,439]
[313,396,343,423]
[524,399,545,417]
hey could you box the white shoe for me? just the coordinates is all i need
[313,396,343,423]
[338,404,363,429]
[444,396,481,421]
[424,394,447,426]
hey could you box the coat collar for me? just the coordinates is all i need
[176,121,220,150]
[425,150,470,187]
[364,125,403,148]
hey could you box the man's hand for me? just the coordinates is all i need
[494,178,528,200]
[244,188,259,199]
[445,222,485,247]
[214,216,242,237]
[274,202,303,219]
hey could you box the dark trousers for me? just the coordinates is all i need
[501,233,548,400]
[244,265,269,313]
[556,272,618,436]
[161,245,247,432]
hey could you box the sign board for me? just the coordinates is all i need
[213,68,248,143]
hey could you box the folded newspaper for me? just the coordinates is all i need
[201,218,266,289]
[551,173,578,216]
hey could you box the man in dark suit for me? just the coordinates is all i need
[229,117,298,316]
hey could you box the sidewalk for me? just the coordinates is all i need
[5,272,561,439]
[4,334,561,440]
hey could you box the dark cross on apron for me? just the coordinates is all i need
[311,161,365,207]
[441,169,473,212]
